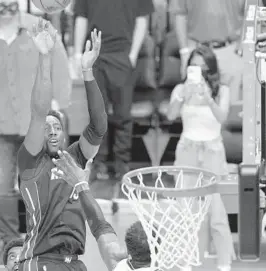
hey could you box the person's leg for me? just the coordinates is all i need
[214,43,243,103]
[174,137,209,264]
[108,62,136,179]
[0,135,21,264]
[90,65,110,181]
[202,138,235,270]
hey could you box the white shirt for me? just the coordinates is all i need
[181,104,221,141]
[114,259,151,271]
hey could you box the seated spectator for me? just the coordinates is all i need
[2,238,24,271]
[167,45,235,271]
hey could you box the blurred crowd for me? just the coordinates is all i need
[0,0,258,269]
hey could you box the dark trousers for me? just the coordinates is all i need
[0,135,23,263]
[93,53,136,173]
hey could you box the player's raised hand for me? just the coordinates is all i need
[81,29,102,70]
[52,150,91,187]
[28,18,57,55]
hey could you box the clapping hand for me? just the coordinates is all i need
[52,150,91,188]
[28,18,57,55]
[81,29,102,70]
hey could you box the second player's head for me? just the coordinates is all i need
[3,238,24,271]
[44,110,65,157]
[125,221,159,269]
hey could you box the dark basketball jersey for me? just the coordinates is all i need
[17,141,88,266]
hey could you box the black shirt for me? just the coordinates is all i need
[74,0,154,53]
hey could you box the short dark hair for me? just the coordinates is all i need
[47,110,64,129]
[2,238,24,265]
[125,221,159,266]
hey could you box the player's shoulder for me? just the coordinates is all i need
[66,141,80,157]
[17,143,47,180]
[66,141,87,169]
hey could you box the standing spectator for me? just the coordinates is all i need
[167,45,235,271]
[169,0,245,102]
[73,0,154,182]
[0,0,71,262]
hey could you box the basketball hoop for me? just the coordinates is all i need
[122,166,223,271]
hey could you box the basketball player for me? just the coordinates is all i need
[0,0,71,261]
[2,238,24,271]
[17,20,125,271]
[51,151,153,271]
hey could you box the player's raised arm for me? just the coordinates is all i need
[23,19,57,156]
[52,151,127,271]
[78,29,108,160]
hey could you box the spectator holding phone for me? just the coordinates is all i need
[167,45,235,271]
[169,0,245,103]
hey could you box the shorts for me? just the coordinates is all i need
[19,253,87,271]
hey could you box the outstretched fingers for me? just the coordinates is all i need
[27,23,38,38]
[91,28,96,46]
[85,40,91,52]
[52,157,68,174]
[91,28,101,54]
[62,151,77,167]
[46,21,58,44]
[37,18,44,32]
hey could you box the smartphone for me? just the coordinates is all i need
[187,66,202,84]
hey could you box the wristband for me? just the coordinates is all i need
[70,181,89,198]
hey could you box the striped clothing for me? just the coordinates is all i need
[17,142,88,271]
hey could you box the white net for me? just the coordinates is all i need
[122,167,217,271]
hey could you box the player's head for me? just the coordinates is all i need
[0,0,19,23]
[125,221,159,269]
[44,110,65,157]
[3,238,24,271]
[187,44,220,99]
